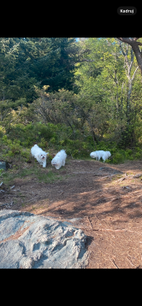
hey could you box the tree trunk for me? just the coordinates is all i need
[126,81,132,124]
[116,38,142,74]
[131,43,142,75]
[86,118,97,149]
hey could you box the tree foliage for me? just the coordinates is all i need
[1,37,142,162]
[0,37,79,106]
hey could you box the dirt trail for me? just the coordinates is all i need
[1,159,142,268]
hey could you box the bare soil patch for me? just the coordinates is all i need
[1,159,142,268]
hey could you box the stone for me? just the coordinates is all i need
[133,173,142,178]
[0,210,88,269]
[99,167,123,174]
[0,161,8,170]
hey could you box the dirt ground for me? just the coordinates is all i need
[1,158,142,268]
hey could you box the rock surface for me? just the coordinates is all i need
[0,210,88,269]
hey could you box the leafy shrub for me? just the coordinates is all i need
[2,119,142,165]
[82,142,88,150]
[72,149,79,158]
[110,147,117,154]
[20,150,31,162]
[135,152,141,159]
[59,140,65,146]
[38,138,48,150]
[96,141,107,151]
[125,149,133,159]
[65,148,72,156]
[47,154,53,161]
[49,137,56,144]
[0,126,4,138]
[112,152,125,164]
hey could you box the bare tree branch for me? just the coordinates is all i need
[136,42,142,46]
[117,37,134,45]
[129,47,134,75]
[133,37,141,41]
[119,42,127,56]
[131,66,139,81]
[77,58,95,63]
[116,37,142,74]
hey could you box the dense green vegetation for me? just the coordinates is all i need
[1,37,142,169]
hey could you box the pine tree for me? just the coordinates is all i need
[0,37,79,110]
[30,37,78,92]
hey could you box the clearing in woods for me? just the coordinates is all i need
[1,158,142,268]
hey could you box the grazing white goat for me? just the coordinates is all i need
[51,149,67,170]
[90,150,111,162]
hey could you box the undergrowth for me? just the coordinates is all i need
[1,122,142,175]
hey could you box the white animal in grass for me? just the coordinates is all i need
[90,150,111,162]
[51,149,67,170]
[31,144,49,168]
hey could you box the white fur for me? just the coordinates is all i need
[31,144,49,168]
[90,150,104,161]
[90,150,111,162]
[102,151,111,162]
[51,149,67,170]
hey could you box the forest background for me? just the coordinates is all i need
[1,37,142,167]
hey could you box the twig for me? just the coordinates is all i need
[87,216,93,230]
[100,228,142,234]
[0,201,13,208]
[26,196,37,203]
[11,194,25,197]
[133,173,142,178]
[111,259,119,269]
[0,203,7,207]
[126,256,135,267]
[85,226,142,236]
[111,197,122,201]
[115,177,126,183]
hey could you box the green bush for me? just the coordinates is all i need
[38,138,48,150]
[5,122,59,148]
[0,128,4,138]
[134,152,141,159]
[110,147,117,154]
[72,149,79,158]
[125,149,133,159]
[82,142,88,150]
[38,123,57,140]
[112,152,125,164]
[20,150,31,162]
[59,140,65,146]
[65,148,72,156]
[65,139,74,146]
[49,137,56,144]
[96,141,107,151]
[47,154,53,161]
[2,120,142,165]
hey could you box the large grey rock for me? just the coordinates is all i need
[0,210,88,269]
